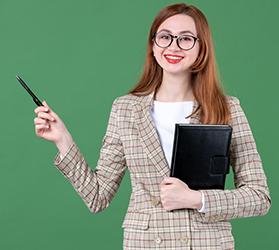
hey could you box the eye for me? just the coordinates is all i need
[157,33,171,40]
[180,36,193,42]
[162,35,170,40]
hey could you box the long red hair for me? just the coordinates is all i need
[129,3,230,124]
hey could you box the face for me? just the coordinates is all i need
[153,14,200,76]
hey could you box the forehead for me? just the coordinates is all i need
[157,14,197,36]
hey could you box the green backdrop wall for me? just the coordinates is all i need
[1,0,278,249]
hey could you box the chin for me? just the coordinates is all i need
[164,68,189,75]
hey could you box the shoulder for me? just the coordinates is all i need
[225,95,243,115]
[114,93,142,105]
[112,94,140,111]
[109,93,151,118]
[225,95,249,126]
[225,95,240,107]
[113,93,153,109]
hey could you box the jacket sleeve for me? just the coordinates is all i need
[54,98,127,213]
[195,97,271,223]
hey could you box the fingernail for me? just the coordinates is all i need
[44,108,48,111]
[51,117,54,121]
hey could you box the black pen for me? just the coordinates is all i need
[15,75,43,106]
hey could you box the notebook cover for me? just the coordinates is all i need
[170,124,232,190]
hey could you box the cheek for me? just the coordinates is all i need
[153,45,158,59]
[189,48,200,63]
[153,47,163,65]
[194,44,201,59]
[154,47,167,60]
[194,51,200,62]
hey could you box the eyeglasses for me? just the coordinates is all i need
[153,32,199,51]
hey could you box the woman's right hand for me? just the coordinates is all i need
[34,101,73,156]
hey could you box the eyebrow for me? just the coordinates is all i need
[158,28,196,36]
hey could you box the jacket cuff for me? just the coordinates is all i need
[194,189,226,223]
[54,142,80,178]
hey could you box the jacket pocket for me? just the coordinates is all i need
[193,219,232,230]
[122,211,151,230]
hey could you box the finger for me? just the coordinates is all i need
[34,101,51,114]
[34,117,49,125]
[35,123,50,130]
[42,100,50,108]
[35,106,49,115]
[37,111,55,122]
[42,101,60,119]
[161,177,175,186]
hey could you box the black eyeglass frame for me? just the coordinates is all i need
[152,32,200,51]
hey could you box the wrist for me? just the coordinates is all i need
[190,190,203,210]
[55,132,73,156]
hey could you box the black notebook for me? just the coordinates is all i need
[170,124,232,190]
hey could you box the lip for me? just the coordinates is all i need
[164,54,184,64]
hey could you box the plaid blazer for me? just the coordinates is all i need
[54,92,271,250]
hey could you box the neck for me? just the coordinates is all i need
[155,71,194,102]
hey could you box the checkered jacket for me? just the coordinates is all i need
[54,93,271,249]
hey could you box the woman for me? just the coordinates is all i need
[34,3,271,249]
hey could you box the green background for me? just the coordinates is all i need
[1,0,278,249]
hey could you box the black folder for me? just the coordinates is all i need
[170,124,232,190]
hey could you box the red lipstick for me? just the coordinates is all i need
[164,54,184,64]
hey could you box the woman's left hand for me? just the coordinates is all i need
[160,177,203,211]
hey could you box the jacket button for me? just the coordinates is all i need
[180,235,189,244]
[216,215,223,221]
[151,198,159,206]
[155,236,162,245]
[209,215,216,221]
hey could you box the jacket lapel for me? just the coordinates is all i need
[132,93,170,178]
[132,93,201,178]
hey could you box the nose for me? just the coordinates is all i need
[168,37,180,51]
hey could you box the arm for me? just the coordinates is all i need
[196,97,271,222]
[34,100,127,213]
[159,97,271,219]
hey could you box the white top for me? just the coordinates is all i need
[149,100,193,168]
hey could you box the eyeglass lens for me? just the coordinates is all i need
[155,32,196,50]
